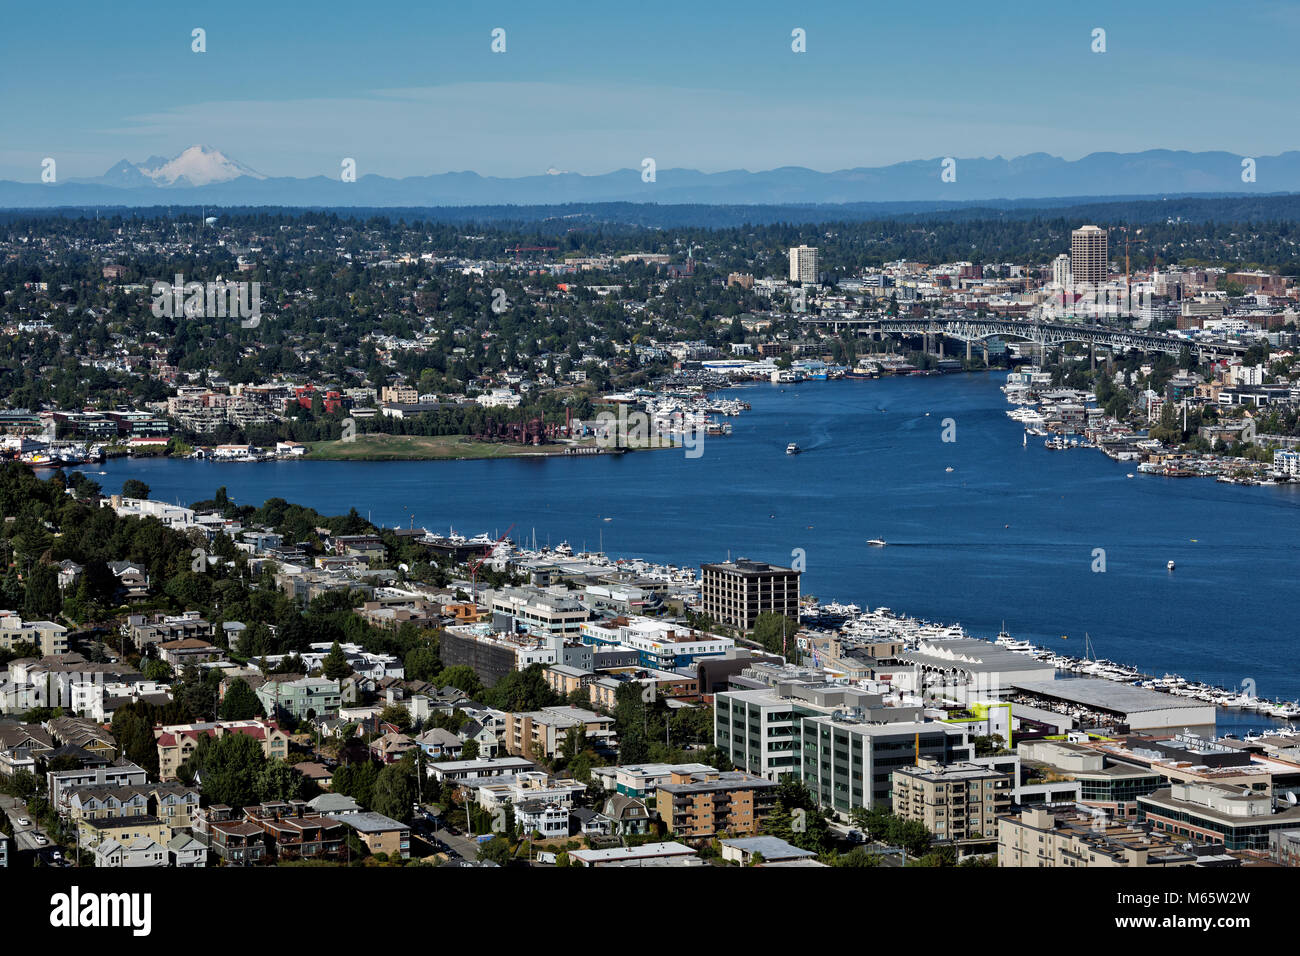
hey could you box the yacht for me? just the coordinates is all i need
[786,443,801,455]
[866,538,887,547]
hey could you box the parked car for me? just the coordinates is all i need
[34,834,48,845]
[16,817,30,827]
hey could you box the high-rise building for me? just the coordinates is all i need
[1070,226,1108,287]
[788,245,818,285]
[701,558,801,632]
[1052,254,1071,288]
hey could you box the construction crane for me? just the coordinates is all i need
[506,245,558,261]
[1119,226,1149,316]
[468,523,516,603]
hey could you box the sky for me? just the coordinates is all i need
[1,0,1298,181]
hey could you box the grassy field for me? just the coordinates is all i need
[305,433,598,461]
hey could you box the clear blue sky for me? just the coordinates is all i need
[1,0,1296,181]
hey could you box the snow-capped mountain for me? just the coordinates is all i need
[87,145,265,188]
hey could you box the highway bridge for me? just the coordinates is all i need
[799,315,1251,359]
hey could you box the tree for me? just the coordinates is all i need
[477,835,512,865]
[762,778,832,852]
[435,665,484,699]
[459,739,480,761]
[186,732,266,808]
[220,678,263,720]
[141,658,173,683]
[22,563,61,619]
[377,705,412,733]
[371,760,416,823]
[121,479,151,499]
[257,759,304,802]
[321,641,352,681]
[751,611,799,657]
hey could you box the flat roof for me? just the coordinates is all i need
[570,841,697,863]
[900,638,1054,674]
[1013,678,1215,715]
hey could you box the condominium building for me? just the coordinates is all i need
[504,706,617,760]
[789,245,818,285]
[489,587,591,637]
[700,558,801,632]
[655,769,779,838]
[998,806,1199,867]
[254,676,342,721]
[0,612,68,656]
[891,757,1012,841]
[154,719,289,781]
[579,616,734,668]
[1070,225,1108,287]
[1052,253,1071,288]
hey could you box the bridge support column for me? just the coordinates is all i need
[983,343,989,365]
[966,339,972,362]
[938,337,944,358]
[1090,342,1096,372]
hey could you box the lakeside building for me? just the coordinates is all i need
[892,757,1013,841]
[700,558,801,632]
[895,638,1056,702]
[1012,679,1216,735]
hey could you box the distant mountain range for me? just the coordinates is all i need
[4,146,1300,208]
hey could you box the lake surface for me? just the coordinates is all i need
[74,373,1300,711]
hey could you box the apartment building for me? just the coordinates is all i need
[655,769,779,838]
[700,558,801,632]
[155,720,289,781]
[998,806,1198,867]
[715,681,958,814]
[504,706,616,760]
[254,676,342,721]
[788,245,818,284]
[579,616,733,669]
[0,612,68,656]
[331,811,410,858]
[590,762,718,800]
[1070,225,1108,287]
[124,611,214,652]
[48,760,149,815]
[490,587,591,637]
[891,757,1012,840]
